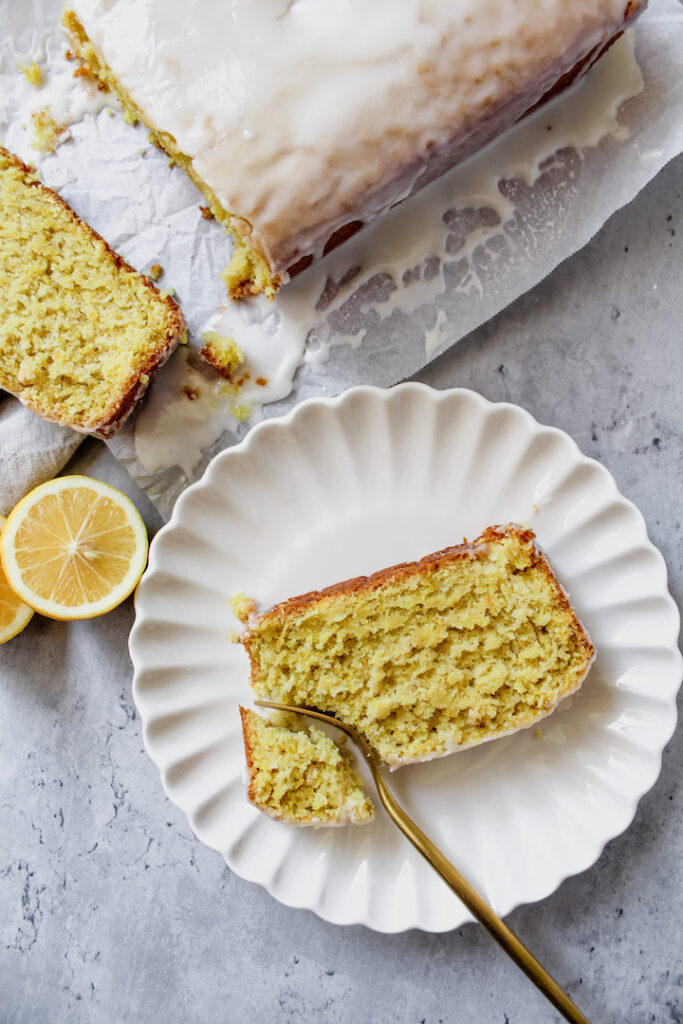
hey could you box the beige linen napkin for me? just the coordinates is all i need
[0,396,82,516]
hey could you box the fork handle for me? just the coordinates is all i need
[373,773,591,1024]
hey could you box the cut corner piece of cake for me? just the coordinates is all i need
[0,146,185,438]
[199,332,244,382]
[62,1,645,301]
[239,707,375,827]
[240,524,595,769]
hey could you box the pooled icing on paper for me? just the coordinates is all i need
[68,0,638,274]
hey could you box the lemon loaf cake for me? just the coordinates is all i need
[0,147,185,437]
[240,707,374,827]
[241,525,595,768]
[63,1,644,299]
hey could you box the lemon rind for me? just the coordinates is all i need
[0,515,34,642]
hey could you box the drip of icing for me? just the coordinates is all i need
[133,30,642,479]
[133,348,252,476]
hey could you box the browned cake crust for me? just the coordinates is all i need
[239,705,260,806]
[0,147,185,438]
[242,524,594,675]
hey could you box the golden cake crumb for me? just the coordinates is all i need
[147,263,163,282]
[19,62,44,87]
[229,403,252,422]
[31,109,68,153]
[221,243,277,300]
[242,525,595,767]
[71,61,109,91]
[230,591,255,623]
[200,331,244,382]
[240,708,374,826]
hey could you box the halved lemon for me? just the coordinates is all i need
[0,476,148,620]
[0,514,34,642]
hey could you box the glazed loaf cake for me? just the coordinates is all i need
[0,146,185,437]
[241,525,595,768]
[63,0,645,299]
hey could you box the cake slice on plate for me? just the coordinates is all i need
[240,525,595,768]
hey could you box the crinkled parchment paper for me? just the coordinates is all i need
[2,0,682,518]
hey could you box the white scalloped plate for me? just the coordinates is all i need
[130,385,681,933]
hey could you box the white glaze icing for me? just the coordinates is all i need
[67,0,640,275]
[131,30,642,482]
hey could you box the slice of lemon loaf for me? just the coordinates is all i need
[240,707,374,827]
[0,147,185,437]
[241,525,595,768]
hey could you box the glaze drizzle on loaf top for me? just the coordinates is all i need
[64,0,645,293]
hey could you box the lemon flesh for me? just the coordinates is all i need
[0,515,34,642]
[1,476,148,620]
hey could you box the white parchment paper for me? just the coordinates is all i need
[1,0,682,519]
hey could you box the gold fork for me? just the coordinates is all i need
[255,699,591,1024]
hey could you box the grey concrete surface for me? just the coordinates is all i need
[1,154,681,1024]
